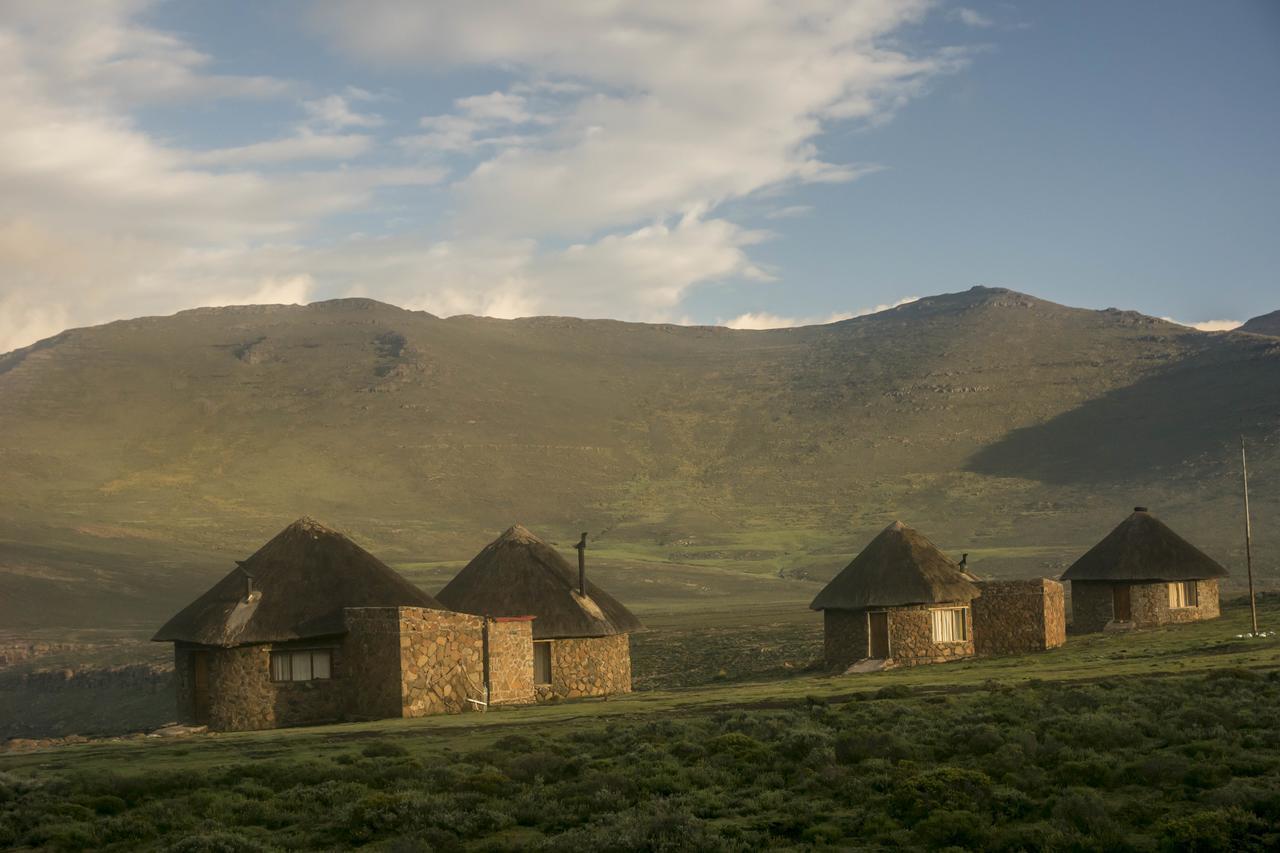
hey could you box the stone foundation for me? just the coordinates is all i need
[821,605,974,670]
[823,609,870,670]
[972,579,1066,656]
[486,617,535,706]
[175,606,529,731]
[174,639,345,732]
[887,605,975,667]
[1068,582,1116,633]
[536,634,632,700]
[1069,579,1220,633]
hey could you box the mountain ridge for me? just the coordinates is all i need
[2,286,1276,629]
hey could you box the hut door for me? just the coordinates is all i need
[868,612,890,659]
[1112,586,1131,622]
[192,652,211,725]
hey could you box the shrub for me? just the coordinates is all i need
[162,831,270,853]
[1156,807,1267,852]
[360,740,409,759]
[891,767,994,824]
[912,808,989,849]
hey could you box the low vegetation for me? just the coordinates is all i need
[4,599,1280,851]
[4,670,1280,851]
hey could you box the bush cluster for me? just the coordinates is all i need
[3,671,1280,850]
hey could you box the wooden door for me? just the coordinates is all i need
[868,612,890,659]
[1112,585,1131,622]
[192,652,210,725]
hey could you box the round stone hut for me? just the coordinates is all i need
[1062,507,1228,633]
[810,520,980,670]
[437,525,642,700]
[153,517,500,731]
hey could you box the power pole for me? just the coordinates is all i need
[1242,435,1259,635]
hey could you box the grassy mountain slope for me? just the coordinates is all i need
[1240,309,1280,337]
[2,287,1277,629]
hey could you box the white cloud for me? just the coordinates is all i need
[302,93,385,129]
[0,0,290,106]
[723,296,919,329]
[194,275,315,310]
[187,130,374,166]
[402,90,542,152]
[951,8,995,29]
[0,1,964,352]
[313,1,963,240]
[765,205,814,220]
[1161,317,1243,332]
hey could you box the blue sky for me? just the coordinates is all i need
[1,1,1277,350]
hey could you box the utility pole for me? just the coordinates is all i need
[1242,435,1259,635]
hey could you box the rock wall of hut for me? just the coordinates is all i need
[176,606,508,731]
[485,617,535,705]
[174,640,346,732]
[539,634,632,700]
[972,579,1066,656]
[823,609,869,670]
[887,605,975,666]
[1069,579,1220,633]
[395,607,486,717]
[1131,579,1220,627]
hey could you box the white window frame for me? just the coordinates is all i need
[930,607,969,644]
[533,640,553,686]
[269,648,333,682]
[1168,581,1198,609]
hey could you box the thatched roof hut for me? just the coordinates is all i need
[1062,508,1229,582]
[810,521,980,611]
[437,525,642,639]
[152,517,444,647]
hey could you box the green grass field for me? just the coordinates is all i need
[4,599,1280,850]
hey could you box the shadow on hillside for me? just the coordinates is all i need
[967,340,1280,485]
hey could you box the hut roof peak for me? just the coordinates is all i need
[153,517,445,647]
[810,521,979,611]
[286,515,338,536]
[437,525,642,639]
[1062,508,1228,582]
[497,523,541,544]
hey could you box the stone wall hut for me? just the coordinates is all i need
[971,578,1067,656]
[153,517,535,731]
[811,521,980,670]
[438,525,642,700]
[1062,507,1228,633]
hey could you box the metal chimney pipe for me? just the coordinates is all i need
[236,560,255,601]
[575,533,588,596]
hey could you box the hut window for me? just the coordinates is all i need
[270,649,333,682]
[930,607,968,643]
[1169,581,1198,609]
[533,641,552,685]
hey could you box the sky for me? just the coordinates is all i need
[1,0,1278,352]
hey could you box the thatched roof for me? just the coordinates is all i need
[1062,508,1229,582]
[153,517,445,647]
[436,525,642,639]
[810,521,980,611]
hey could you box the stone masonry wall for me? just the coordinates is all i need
[1070,580,1220,633]
[1069,581,1115,633]
[397,607,486,717]
[539,634,632,700]
[887,605,975,667]
[179,642,345,732]
[823,609,869,670]
[486,617,535,706]
[1131,579,1220,628]
[972,579,1066,656]
[342,608,408,721]
[173,643,196,723]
